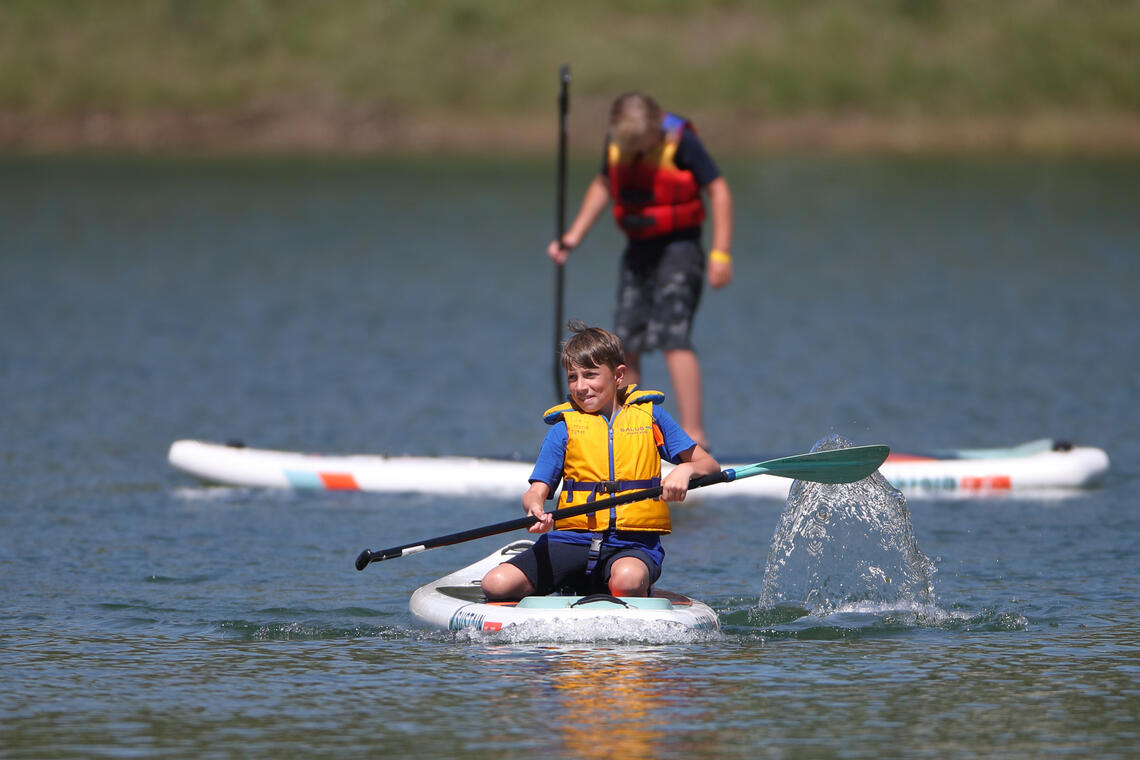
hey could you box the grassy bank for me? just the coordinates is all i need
[2,0,1139,154]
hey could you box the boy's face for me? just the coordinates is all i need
[566,361,626,415]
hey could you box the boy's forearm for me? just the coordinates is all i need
[685,447,722,479]
[521,481,552,513]
[564,176,611,247]
[707,177,733,253]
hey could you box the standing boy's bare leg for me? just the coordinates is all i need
[623,351,642,387]
[665,348,707,449]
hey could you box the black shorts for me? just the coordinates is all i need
[504,533,663,596]
[614,237,705,353]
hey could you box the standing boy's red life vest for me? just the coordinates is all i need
[607,113,706,241]
[543,387,671,533]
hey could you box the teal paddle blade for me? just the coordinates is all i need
[728,445,889,484]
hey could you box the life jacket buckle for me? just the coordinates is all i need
[584,534,606,580]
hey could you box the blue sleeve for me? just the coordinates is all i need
[653,406,697,464]
[675,128,721,187]
[528,421,568,498]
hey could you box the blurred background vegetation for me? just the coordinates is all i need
[2,0,1138,154]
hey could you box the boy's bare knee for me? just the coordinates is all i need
[480,567,510,599]
[607,557,650,597]
[481,564,532,601]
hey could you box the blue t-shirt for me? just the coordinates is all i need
[527,403,696,561]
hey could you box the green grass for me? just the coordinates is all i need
[2,0,1138,152]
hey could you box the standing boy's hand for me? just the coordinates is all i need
[549,175,611,266]
[707,257,733,288]
[547,238,572,265]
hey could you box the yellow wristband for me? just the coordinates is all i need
[709,249,732,264]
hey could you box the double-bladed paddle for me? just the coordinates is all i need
[354,444,889,570]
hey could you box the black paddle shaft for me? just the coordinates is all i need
[552,64,570,401]
[354,470,729,570]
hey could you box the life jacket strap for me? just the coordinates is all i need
[584,532,607,580]
[562,477,661,504]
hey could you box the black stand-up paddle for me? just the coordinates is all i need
[552,64,570,401]
[355,445,889,570]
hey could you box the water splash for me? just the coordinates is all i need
[757,434,937,618]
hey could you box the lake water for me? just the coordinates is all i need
[2,154,1138,758]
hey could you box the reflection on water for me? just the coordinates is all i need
[494,646,703,760]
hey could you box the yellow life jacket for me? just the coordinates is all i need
[543,386,670,533]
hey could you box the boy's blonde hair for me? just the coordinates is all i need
[609,92,663,154]
[560,319,625,372]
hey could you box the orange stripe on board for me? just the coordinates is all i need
[885,453,939,462]
[960,475,1012,490]
[483,621,503,631]
[319,472,360,490]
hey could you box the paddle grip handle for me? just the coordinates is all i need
[356,547,408,569]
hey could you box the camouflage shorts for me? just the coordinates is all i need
[614,238,705,353]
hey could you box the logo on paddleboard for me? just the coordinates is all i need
[449,608,503,632]
[890,475,1011,491]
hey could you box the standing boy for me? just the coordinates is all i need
[481,321,720,601]
[547,92,734,451]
